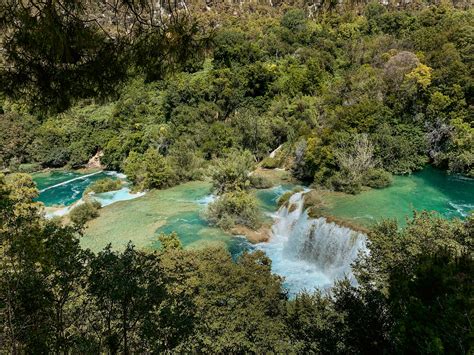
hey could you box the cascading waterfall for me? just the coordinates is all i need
[256,191,367,295]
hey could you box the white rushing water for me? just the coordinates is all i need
[91,187,145,207]
[44,187,146,218]
[256,191,368,295]
[39,171,103,192]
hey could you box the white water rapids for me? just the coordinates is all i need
[256,191,368,295]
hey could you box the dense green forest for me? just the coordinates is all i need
[1,0,473,191]
[1,0,473,353]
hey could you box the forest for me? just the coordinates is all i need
[1,0,473,353]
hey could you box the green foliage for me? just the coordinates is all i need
[372,123,428,174]
[88,243,165,353]
[69,200,101,225]
[286,292,348,353]
[249,173,272,189]
[210,150,254,194]
[167,138,205,181]
[357,211,471,290]
[0,0,127,112]
[0,112,38,170]
[85,178,122,194]
[281,9,307,32]
[17,163,42,173]
[363,168,392,189]
[388,250,473,353]
[0,0,207,113]
[158,232,183,251]
[180,249,290,352]
[3,5,471,185]
[31,103,114,168]
[1,173,473,353]
[213,30,262,68]
[206,191,262,230]
[2,7,474,353]
[123,148,175,190]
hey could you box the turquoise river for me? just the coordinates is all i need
[32,166,473,294]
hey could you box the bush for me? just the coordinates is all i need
[249,173,272,189]
[69,200,101,225]
[85,178,122,194]
[210,150,254,194]
[372,124,428,174]
[328,171,363,195]
[17,163,42,173]
[363,168,392,189]
[260,157,278,169]
[123,148,175,190]
[206,191,262,230]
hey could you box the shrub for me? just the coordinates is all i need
[328,171,363,195]
[69,200,101,225]
[260,157,278,169]
[363,168,392,189]
[249,173,272,189]
[17,163,42,173]
[210,150,254,194]
[206,191,262,230]
[85,178,122,194]
[123,148,175,190]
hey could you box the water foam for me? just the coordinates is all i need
[256,191,367,295]
[91,187,145,207]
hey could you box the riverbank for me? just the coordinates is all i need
[32,166,474,255]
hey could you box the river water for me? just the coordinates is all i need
[32,167,473,295]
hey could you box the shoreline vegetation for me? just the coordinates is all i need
[1,1,473,352]
[34,163,472,246]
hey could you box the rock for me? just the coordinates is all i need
[230,224,271,243]
[86,150,104,169]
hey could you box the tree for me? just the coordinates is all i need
[0,0,205,112]
[329,133,378,194]
[0,112,38,170]
[388,250,473,354]
[123,148,175,190]
[181,249,290,352]
[205,191,262,230]
[286,292,346,353]
[87,244,165,353]
[0,0,126,112]
[372,123,428,174]
[210,150,254,194]
[0,174,90,353]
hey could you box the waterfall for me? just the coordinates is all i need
[256,191,367,295]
